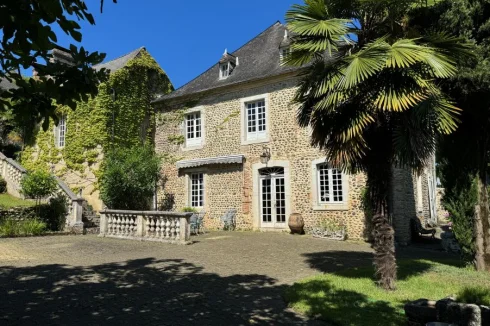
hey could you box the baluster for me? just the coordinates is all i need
[130,215,136,235]
[175,219,180,240]
[155,218,161,238]
[150,218,156,237]
[125,215,129,235]
[165,218,170,239]
[145,217,151,238]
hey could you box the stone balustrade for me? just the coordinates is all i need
[0,152,86,233]
[99,210,193,244]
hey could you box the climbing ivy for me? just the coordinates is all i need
[21,49,173,193]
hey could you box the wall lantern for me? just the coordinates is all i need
[259,146,271,165]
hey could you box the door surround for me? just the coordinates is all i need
[252,160,291,230]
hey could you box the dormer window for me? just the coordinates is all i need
[219,49,237,80]
[220,62,231,79]
[280,47,291,62]
[280,29,291,64]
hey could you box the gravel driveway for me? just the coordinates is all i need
[0,232,452,325]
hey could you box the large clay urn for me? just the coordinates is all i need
[289,213,305,234]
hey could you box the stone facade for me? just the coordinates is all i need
[155,77,371,239]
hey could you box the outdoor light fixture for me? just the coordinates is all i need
[259,146,271,165]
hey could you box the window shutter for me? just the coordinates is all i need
[54,125,59,148]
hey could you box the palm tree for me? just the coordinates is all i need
[285,0,470,290]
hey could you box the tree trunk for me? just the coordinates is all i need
[368,168,397,290]
[476,171,490,271]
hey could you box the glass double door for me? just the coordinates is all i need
[259,167,286,228]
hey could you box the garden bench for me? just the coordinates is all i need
[220,209,237,231]
[411,217,436,239]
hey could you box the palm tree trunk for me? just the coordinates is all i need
[476,170,490,271]
[367,167,397,290]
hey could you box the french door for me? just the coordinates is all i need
[259,167,286,228]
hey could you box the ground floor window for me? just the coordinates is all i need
[189,173,204,207]
[312,159,348,210]
[317,164,344,203]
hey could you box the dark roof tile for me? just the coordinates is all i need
[156,22,299,102]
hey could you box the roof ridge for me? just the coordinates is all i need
[167,21,283,97]
[94,46,145,67]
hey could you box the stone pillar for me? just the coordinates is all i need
[179,216,191,244]
[99,211,107,236]
[136,215,144,237]
[67,198,85,234]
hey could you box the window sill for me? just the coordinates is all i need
[313,204,349,211]
[182,144,204,152]
[241,138,270,146]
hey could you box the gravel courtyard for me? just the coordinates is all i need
[0,232,453,325]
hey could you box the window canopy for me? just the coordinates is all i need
[176,155,245,169]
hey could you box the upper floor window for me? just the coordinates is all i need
[220,62,231,79]
[280,47,291,62]
[317,164,344,203]
[246,99,267,141]
[189,172,204,208]
[55,114,67,148]
[185,111,202,147]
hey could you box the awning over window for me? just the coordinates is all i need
[176,155,245,169]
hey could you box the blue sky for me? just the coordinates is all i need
[53,0,300,89]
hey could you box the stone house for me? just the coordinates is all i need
[20,47,173,211]
[154,21,438,243]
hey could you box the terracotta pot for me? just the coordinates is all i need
[289,213,304,234]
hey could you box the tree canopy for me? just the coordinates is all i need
[0,0,116,130]
[286,0,470,289]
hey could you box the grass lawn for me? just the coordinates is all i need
[284,259,490,326]
[0,193,36,209]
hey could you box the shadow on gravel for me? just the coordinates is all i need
[0,258,322,326]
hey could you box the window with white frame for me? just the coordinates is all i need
[220,62,231,79]
[189,173,204,207]
[280,47,291,62]
[55,114,67,148]
[185,111,202,147]
[317,164,344,203]
[245,99,267,141]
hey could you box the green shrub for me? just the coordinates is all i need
[181,207,198,213]
[100,145,162,210]
[20,218,46,236]
[458,286,490,306]
[0,176,7,194]
[0,219,20,237]
[443,180,477,263]
[20,170,57,204]
[38,194,67,231]
[0,218,46,237]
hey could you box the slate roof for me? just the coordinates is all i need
[93,47,145,72]
[156,21,301,102]
[0,47,146,91]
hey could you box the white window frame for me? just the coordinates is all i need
[240,93,270,145]
[185,111,202,147]
[182,107,205,150]
[220,62,230,79]
[280,47,291,62]
[188,172,205,209]
[311,158,349,211]
[54,114,67,148]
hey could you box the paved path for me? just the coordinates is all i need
[0,232,453,325]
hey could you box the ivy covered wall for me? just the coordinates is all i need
[20,49,173,210]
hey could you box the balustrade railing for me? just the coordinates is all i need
[99,210,193,244]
